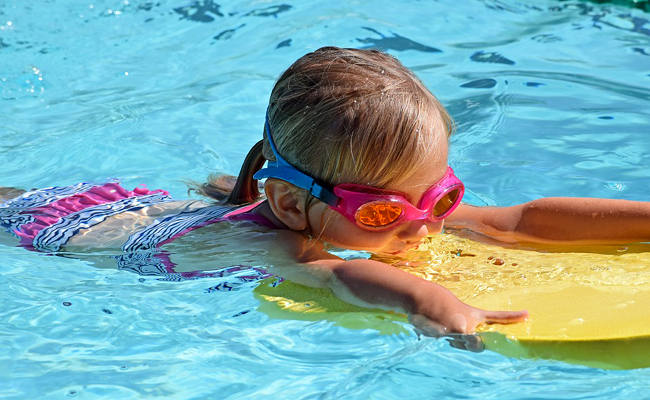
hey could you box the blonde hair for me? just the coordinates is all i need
[195,46,454,204]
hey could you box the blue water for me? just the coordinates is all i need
[2,0,650,398]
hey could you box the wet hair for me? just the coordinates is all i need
[193,46,454,205]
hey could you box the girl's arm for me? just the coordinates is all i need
[316,258,527,335]
[270,232,528,335]
[445,198,650,244]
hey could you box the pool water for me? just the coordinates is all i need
[2,0,650,398]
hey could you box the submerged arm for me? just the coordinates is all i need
[270,231,527,335]
[317,258,527,335]
[445,198,650,244]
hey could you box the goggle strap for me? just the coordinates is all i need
[263,115,291,169]
[253,111,339,207]
[310,183,338,207]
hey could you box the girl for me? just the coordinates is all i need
[2,47,649,336]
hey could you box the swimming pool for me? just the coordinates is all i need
[2,0,650,398]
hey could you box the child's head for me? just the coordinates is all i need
[264,46,453,189]
[214,46,458,253]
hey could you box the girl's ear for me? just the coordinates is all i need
[264,180,309,231]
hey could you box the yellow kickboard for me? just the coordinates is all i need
[473,283,650,370]
[254,233,650,369]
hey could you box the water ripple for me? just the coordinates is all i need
[2,0,650,398]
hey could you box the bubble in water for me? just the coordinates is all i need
[606,181,626,191]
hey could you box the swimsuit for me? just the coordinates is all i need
[0,180,275,285]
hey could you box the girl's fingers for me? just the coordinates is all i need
[409,314,447,336]
[481,309,529,325]
[446,334,484,353]
[411,308,529,336]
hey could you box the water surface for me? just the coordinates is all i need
[1,0,650,398]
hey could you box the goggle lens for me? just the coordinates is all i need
[356,203,403,228]
[432,188,462,218]
[353,187,462,230]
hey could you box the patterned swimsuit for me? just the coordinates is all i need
[0,181,274,285]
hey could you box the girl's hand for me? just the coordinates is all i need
[408,281,528,336]
[407,282,528,351]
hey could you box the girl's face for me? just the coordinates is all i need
[307,148,450,255]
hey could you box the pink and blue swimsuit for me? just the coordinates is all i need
[0,180,274,286]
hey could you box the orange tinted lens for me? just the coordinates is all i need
[432,189,461,217]
[356,203,403,228]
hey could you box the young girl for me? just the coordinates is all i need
[2,46,650,336]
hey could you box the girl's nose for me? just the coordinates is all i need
[397,220,439,241]
[428,220,444,235]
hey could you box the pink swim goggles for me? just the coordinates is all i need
[331,167,464,230]
[254,113,464,231]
